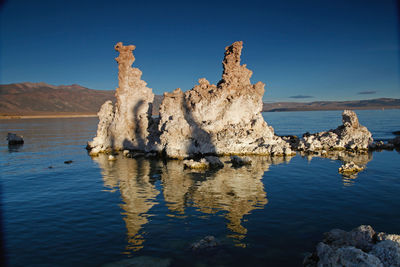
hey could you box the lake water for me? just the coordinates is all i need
[1,110,400,266]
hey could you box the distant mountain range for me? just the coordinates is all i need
[1,82,399,117]
[0,82,115,116]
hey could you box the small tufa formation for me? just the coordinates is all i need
[87,42,154,155]
[304,225,400,267]
[158,41,293,158]
[295,110,373,152]
[183,156,224,170]
[338,161,364,174]
[7,133,24,145]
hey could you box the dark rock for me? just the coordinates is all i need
[230,155,252,167]
[7,133,24,145]
[64,160,73,164]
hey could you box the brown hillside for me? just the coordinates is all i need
[0,82,115,116]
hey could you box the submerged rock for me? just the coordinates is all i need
[7,133,24,145]
[190,236,219,251]
[88,41,293,158]
[295,110,373,152]
[304,225,400,267]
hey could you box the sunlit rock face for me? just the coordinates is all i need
[88,42,154,154]
[295,110,373,152]
[158,41,293,158]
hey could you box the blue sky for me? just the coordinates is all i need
[1,0,399,102]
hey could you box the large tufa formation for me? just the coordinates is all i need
[158,41,293,158]
[88,41,293,158]
[88,42,154,155]
[294,110,373,152]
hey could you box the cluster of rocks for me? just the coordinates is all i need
[87,41,294,159]
[182,155,254,170]
[370,136,400,150]
[338,162,364,175]
[304,225,400,267]
[289,110,373,152]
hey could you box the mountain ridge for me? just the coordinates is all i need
[1,82,399,117]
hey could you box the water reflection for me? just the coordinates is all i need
[300,151,373,186]
[161,156,281,245]
[92,151,372,252]
[93,155,160,252]
[8,143,23,153]
[93,154,293,250]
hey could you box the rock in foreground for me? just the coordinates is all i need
[304,225,400,267]
[295,110,373,152]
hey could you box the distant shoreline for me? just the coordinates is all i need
[1,107,399,120]
[0,114,98,119]
[262,107,400,112]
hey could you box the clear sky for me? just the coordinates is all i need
[1,0,399,102]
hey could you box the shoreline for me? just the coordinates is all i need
[0,114,98,119]
[1,107,399,120]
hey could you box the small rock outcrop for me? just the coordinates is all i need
[158,41,293,158]
[183,156,224,170]
[304,225,400,267]
[295,110,373,152]
[338,161,364,174]
[7,133,24,145]
[230,155,252,167]
[88,42,154,155]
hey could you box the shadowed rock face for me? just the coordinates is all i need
[88,42,154,155]
[88,41,293,158]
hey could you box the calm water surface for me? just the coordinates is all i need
[1,110,400,266]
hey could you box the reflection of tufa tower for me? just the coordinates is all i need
[161,156,281,244]
[93,155,159,252]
